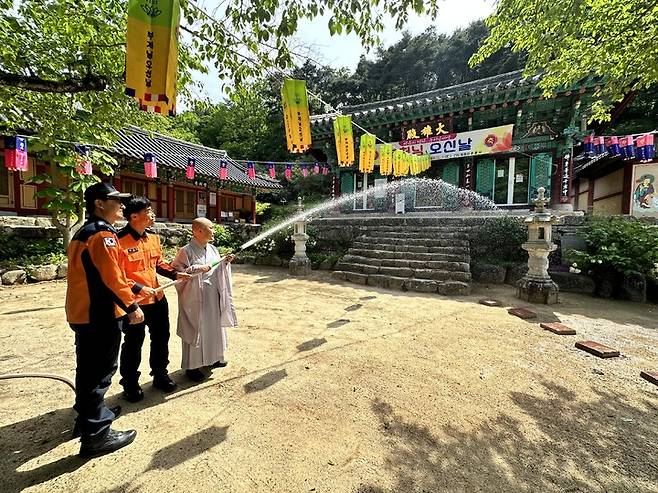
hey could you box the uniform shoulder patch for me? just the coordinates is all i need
[104,237,117,247]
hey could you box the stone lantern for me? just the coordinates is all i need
[289,196,312,276]
[516,187,559,304]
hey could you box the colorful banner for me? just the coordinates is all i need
[281,79,312,153]
[125,0,180,116]
[378,124,514,162]
[358,133,376,173]
[333,115,355,166]
[3,136,28,172]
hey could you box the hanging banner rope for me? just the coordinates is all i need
[125,0,180,116]
[281,79,312,153]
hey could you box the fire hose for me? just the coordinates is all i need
[0,255,231,393]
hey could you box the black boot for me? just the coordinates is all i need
[185,368,208,382]
[122,383,144,403]
[152,374,177,392]
[72,406,122,439]
[79,428,137,458]
[211,360,228,368]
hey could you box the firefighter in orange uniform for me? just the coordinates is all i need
[65,182,144,458]
[117,196,191,402]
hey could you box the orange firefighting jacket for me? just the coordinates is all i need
[117,225,178,306]
[65,216,139,325]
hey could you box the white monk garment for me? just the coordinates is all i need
[172,238,237,370]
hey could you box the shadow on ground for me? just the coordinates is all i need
[244,369,287,393]
[357,380,658,492]
[147,425,228,471]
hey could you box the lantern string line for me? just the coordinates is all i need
[185,1,389,146]
[11,134,323,167]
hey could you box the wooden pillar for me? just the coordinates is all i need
[587,177,595,212]
[167,183,175,222]
[252,193,257,225]
[621,163,633,214]
[217,190,222,224]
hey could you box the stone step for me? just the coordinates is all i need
[344,252,470,267]
[367,230,470,240]
[335,262,471,281]
[356,236,470,247]
[367,225,471,233]
[331,271,471,296]
[352,241,469,256]
[348,248,471,264]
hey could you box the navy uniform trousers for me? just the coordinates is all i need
[119,297,170,387]
[71,318,122,441]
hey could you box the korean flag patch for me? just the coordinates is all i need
[104,237,117,247]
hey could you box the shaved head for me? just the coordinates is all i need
[192,217,213,230]
[191,217,214,245]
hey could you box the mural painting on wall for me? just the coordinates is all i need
[631,164,658,217]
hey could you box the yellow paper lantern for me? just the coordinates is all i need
[359,133,377,173]
[281,79,312,153]
[379,144,393,176]
[333,115,355,166]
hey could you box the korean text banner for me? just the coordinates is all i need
[379,124,514,162]
[125,0,180,116]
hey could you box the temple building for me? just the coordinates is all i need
[0,126,281,223]
[311,70,656,217]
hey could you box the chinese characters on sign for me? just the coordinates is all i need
[400,118,453,141]
[561,153,571,202]
[145,31,154,88]
[377,124,514,162]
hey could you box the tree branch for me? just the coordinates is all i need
[0,70,108,93]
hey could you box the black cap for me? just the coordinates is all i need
[84,182,131,202]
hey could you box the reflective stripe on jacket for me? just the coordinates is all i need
[117,225,178,306]
[65,216,139,325]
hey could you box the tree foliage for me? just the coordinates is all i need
[0,0,441,244]
[470,0,658,121]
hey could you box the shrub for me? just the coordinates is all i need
[471,217,527,265]
[565,217,658,278]
[212,225,234,249]
[0,232,66,269]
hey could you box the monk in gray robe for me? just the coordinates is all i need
[172,217,237,382]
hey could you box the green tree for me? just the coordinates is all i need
[0,0,440,245]
[470,0,658,121]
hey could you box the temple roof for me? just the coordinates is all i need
[311,71,600,136]
[113,126,282,190]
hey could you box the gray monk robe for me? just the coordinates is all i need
[172,238,237,370]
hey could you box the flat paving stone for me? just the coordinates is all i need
[640,371,658,386]
[540,322,576,335]
[479,299,502,307]
[508,307,537,319]
[575,340,620,359]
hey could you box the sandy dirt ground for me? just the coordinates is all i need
[1,265,657,493]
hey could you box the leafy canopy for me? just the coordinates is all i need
[470,0,658,121]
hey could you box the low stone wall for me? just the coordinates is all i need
[0,216,261,285]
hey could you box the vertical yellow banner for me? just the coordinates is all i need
[125,0,180,116]
[281,79,312,153]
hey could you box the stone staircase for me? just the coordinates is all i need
[331,225,472,295]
